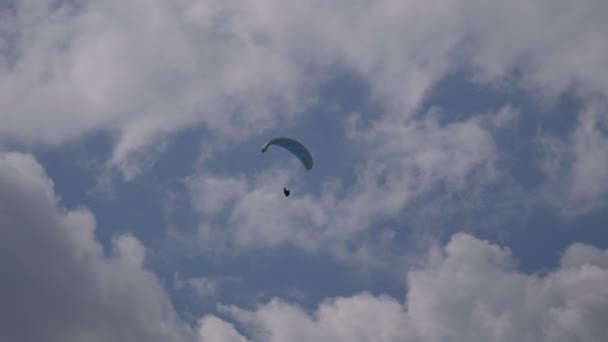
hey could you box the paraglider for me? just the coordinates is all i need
[261,137,313,170]
[261,137,313,196]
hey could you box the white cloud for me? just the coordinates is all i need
[2,0,608,339]
[1,0,607,181]
[187,107,512,268]
[0,151,193,342]
[538,106,608,216]
[197,315,246,342]
[174,272,241,301]
[0,0,320,178]
[112,233,148,269]
[460,0,608,101]
[561,242,608,269]
[202,233,608,342]
[188,174,249,217]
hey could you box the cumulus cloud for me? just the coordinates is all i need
[561,242,608,269]
[0,151,193,342]
[202,233,608,342]
[0,0,320,178]
[1,0,607,180]
[538,106,608,216]
[197,315,246,342]
[2,0,608,340]
[187,106,514,268]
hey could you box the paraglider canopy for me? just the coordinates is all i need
[261,137,313,170]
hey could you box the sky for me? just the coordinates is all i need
[1,0,608,341]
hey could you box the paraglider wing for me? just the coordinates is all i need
[261,137,313,170]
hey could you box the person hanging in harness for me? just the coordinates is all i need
[261,137,313,198]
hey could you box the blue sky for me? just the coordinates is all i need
[2,1,608,341]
